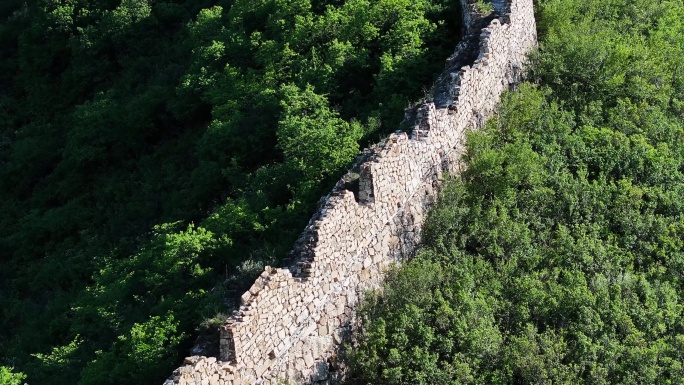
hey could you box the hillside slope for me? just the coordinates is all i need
[0,1,462,384]
[349,0,684,383]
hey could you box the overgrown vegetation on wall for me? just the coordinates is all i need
[0,0,462,384]
[349,0,684,383]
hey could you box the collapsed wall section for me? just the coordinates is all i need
[164,1,536,384]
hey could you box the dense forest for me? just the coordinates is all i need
[350,0,684,383]
[0,0,462,384]
[5,0,684,383]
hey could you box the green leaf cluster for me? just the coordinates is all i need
[0,367,26,385]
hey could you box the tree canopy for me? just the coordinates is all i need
[349,0,684,383]
[0,0,462,384]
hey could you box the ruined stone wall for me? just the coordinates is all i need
[164,1,536,384]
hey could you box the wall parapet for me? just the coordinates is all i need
[164,1,536,384]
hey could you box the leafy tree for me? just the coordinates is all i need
[78,314,185,385]
[278,84,364,201]
[0,367,26,385]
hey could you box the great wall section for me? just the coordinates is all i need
[164,0,537,384]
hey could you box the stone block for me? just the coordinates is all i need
[304,353,314,368]
[256,362,270,378]
[240,292,252,305]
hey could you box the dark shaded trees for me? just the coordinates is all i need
[0,0,462,383]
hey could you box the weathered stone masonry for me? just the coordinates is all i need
[164,0,536,384]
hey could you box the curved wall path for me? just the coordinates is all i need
[164,1,536,383]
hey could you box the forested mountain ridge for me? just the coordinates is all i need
[349,0,684,384]
[0,0,463,384]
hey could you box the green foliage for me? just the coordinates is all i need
[0,367,26,385]
[78,314,184,385]
[350,0,684,383]
[278,84,364,201]
[474,0,494,15]
[0,0,461,384]
[32,336,82,374]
